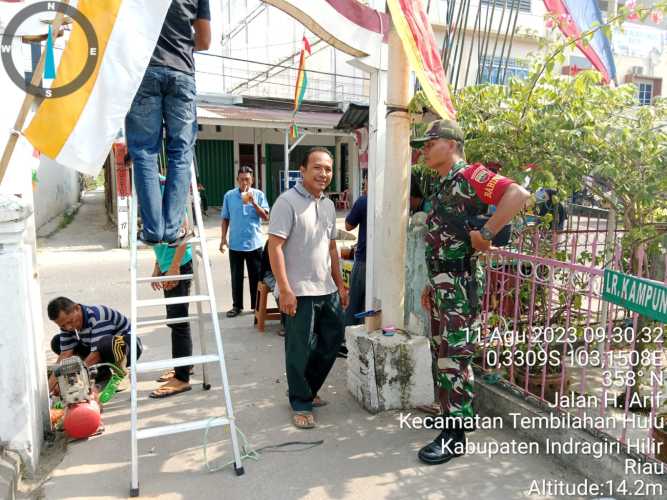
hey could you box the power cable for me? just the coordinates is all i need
[500,0,521,84]
[203,424,324,473]
[197,49,369,81]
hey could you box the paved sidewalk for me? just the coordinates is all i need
[35,191,584,500]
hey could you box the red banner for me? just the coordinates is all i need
[387,0,456,120]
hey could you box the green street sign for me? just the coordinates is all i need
[602,269,667,323]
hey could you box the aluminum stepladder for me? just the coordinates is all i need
[128,160,244,497]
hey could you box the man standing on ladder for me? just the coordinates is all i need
[126,0,211,247]
[411,120,529,465]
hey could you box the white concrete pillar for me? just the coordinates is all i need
[0,195,49,473]
[375,28,411,328]
[362,61,387,313]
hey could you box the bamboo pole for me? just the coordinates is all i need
[0,2,70,184]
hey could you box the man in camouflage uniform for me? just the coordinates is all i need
[411,120,529,465]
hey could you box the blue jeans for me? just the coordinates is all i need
[126,66,197,242]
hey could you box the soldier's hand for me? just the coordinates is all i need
[470,230,492,252]
[421,285,433,311]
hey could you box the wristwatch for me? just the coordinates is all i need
[479,225,495,241]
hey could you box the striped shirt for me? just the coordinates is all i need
[59,304,132,352]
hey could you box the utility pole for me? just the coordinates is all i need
[373,24,411,328]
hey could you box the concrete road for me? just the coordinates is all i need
[35,190,583,500]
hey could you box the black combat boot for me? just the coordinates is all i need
[417,424,466,465]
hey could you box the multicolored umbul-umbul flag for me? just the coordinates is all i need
[23,0,172,176]
[543,0,617,84]
[290,36,311,139]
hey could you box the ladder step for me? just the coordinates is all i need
[135,354,219,373]
[136,295,210,308]
[136,315,200,328]
[137,417,230,440]
[136,274,194,284]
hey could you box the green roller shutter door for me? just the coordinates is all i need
[195,140,235,206]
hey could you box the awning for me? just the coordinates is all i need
[335,102,369,130]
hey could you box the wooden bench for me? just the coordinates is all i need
[254,281,281,332]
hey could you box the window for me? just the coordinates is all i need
[479,57,529,84]
[481,0,532,13]
[638,82,653,105]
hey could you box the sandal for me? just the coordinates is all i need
[149,382,192,399]
[292,411,315,429]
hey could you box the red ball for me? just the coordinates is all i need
[63,401,101,439]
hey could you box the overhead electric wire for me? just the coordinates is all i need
[477,0,501,83]
[460,0,481,89]
[198,51,369,81]
[485,0,510,84]
[196,68,367,100]
[230,42,331,94]
[441,0,458,69]
[476,0,497,83]
[452,0,472,90]
[499,0,521,84]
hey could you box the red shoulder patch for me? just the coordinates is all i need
[461,163,515,205]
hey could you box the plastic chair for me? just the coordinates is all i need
[335,189,350,210]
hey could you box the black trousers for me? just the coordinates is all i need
[229,248,262,310]
[285,293,344,411]
[163,260,193,383]
[51,332,142,383]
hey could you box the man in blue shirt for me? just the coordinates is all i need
[220,166,270,317]
[344,189,367,326]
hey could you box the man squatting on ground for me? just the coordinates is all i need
[411,120,530,465]
[47,297,142,395]
[126,0,210,247]
[219,166,270,318]
[268,147,349,429]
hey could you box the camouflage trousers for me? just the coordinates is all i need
[428,269,483,419]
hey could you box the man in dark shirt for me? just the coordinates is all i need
[344,191,367,326]
[126,0,211,247]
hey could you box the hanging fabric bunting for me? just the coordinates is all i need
[263,0,388,60]
[543,0,617,84]
[386,0,456,121]
[290,35,311,139]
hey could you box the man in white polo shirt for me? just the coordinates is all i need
[268,147,348,429]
